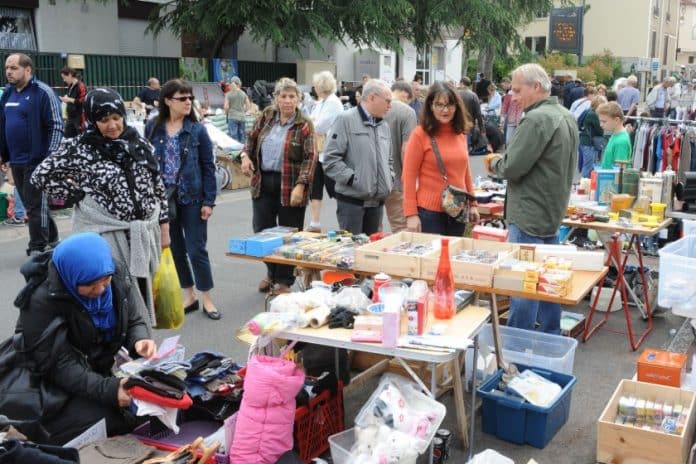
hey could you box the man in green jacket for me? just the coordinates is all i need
[485,63,579,334]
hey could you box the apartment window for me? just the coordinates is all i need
[653,0,660,17]
[650,30,657,58]
[666,0,671,21]
[690,56,695,64]
[663,35,669,65]
[524,36,546,55]
[0,7,36,51]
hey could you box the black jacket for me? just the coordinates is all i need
[13,252,150,410]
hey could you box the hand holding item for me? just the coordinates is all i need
[484,153,502,175]
[117,378,132,407]
[406,215,421,233]
[240,154,254,177]
[290,184,305,207]
[160,223,171,249]
[469,206,480,224]
[134,339,157,358]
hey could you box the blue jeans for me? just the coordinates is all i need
[418,207,465,237]
[507,223,562,334]
[228,119,245,143]
[579,144,598,178]
[169,202,214,291]
[13,186,25,220]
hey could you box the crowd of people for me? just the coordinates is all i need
[0,45,686,446]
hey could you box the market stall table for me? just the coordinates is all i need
[561,218,672,350]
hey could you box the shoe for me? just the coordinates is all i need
[271,283,292,294]
[3,217,25,226]
[184,300,199,314]
[306,225,322,233]
[202,305,221,320]
[258,277,272,293]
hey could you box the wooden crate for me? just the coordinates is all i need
[354,232,448,278]
[597,379,696,464]
[421,238,516,287]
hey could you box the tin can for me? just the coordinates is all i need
[372,272,391,303]
[406,299,418,335]
[435,428,451,460]
[431,437,445,463]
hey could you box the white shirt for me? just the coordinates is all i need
[310,93,344,162]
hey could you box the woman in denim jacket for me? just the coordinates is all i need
[146,79,221,320]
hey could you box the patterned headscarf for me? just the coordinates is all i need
[84,88,127,126]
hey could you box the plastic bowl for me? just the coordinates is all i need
[378,282,408,311]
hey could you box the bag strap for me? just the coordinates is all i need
[14,317,65,354]
[429,136,449,183]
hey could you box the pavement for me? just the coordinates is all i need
[0,156,686,463]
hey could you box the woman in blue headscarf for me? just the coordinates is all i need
[7,232,156,444]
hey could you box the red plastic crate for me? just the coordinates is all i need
[293,382,344,463]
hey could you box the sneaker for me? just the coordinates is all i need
[305,225,322,233]
[3,217,25,226]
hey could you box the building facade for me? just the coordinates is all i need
[519,0,679,79]
[0,0,179,57]
[677,0,696,70]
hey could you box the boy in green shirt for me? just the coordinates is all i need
[598,101,632,169]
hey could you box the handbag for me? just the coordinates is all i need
[430,137,476,223]
[0,318,69,421]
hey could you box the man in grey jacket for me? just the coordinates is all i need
[323,79,394,235]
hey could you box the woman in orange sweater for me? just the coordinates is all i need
[402,81,479,236]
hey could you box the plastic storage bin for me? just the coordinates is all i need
[477,363,577,448]
[328,428,355,464]
[477,323,578,374]
[658,235,696,317]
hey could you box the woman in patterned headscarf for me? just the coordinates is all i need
[31,88,168,327]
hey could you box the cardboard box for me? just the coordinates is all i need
[637,349,687,388]
[420,238,515,287]
[354,231,447,278]
[217,155,250,190]
[472,225,509,242]
[597,379,696,464]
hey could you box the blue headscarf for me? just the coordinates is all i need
[52,232,116,340]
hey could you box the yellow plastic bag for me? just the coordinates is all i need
[153,248,184,329]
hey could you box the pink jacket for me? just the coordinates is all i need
[230,355,305,464]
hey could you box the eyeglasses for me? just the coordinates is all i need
[170,96,194,102]
[375,94,392,105]
[432,102,456,111]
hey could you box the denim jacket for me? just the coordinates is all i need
[146,118,216,207]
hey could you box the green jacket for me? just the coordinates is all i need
[491,96,578,237]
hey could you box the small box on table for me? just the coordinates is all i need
[472,225,509,242]
[354,231,446,278]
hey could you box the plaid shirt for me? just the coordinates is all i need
[245,107,316,206]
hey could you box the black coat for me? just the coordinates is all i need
[13,252,150,411]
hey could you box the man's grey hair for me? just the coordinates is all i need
[512,63,551,93]
[312,70,337,95]
[391,80,414,99]
[627,75,638,86]
[362,79,391,99]
[230,76,242,86]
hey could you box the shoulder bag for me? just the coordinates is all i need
[430,136,476,224]
[0,318,69,421]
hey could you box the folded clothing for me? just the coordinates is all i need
[127,386,193,409]
[124,375,185,399]
[138,369,187,391]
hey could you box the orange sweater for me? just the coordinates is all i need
[402,123,476,217]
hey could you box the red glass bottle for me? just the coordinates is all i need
[434,238,455,319]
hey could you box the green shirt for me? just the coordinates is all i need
[225,89,247,121]
[491,96,579,237]
[601,130,632,169]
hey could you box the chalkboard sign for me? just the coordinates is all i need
[548,7,584,54]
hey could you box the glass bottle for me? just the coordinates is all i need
[434,238,455,319]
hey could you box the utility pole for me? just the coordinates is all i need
[578,0,586,66]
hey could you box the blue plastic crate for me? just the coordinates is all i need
[477,363,577,448]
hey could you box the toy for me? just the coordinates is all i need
[373,383,438,439]
[351,424,418,464]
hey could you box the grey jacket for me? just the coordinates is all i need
[323,105,393,206]
[384,100,418,191]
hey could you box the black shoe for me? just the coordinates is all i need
[184,300,199,314]
[202,306,221,320]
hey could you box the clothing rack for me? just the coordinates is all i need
[625,115,696,126]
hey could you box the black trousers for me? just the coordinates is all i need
[41,396,136,445]
[11,164,58,254]
[252,172,306,286]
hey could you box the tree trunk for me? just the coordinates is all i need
[210,25,245,59]
[461,44,470,80]
[477,45,494,80]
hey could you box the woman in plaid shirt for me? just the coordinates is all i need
[240,78,316,294]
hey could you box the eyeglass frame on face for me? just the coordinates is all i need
[432,101,456,111]
[169,95,194,102]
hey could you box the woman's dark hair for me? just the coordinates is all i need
[420,81,471,136]
[155,79,198,127]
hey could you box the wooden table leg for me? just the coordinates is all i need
[490,292,508,371]
[451,357,469,449]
